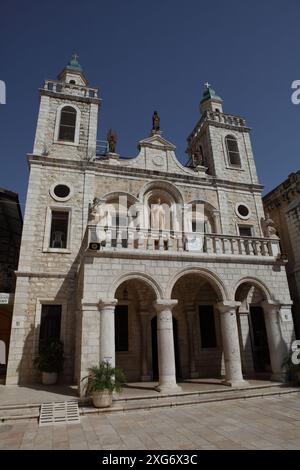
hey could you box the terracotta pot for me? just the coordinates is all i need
[42,372,58,385]
[92,390,113,408]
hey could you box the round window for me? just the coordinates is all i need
[54,184,70,199]
[50,183,72,202]
[236,203,250,220]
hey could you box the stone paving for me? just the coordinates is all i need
[0,395,300,450]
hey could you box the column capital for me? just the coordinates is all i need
[153,299,178,313]
[186,309,196,316]
[81,299,99,310]
[261,300,281,313]
[212,209,220,217]
[216,301,241,314]
[140,310,149,318]
[99,298,118,310]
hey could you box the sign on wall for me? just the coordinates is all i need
[0,293,11,305]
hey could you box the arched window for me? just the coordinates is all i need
[225,135,241,166]
[190,204,215,234]
[58,106,77,142]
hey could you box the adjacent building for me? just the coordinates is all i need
[263,171,300,338]
[0,189,22,381]
[5,56,296,392]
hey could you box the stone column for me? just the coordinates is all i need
[77,300,100,396]
[217,301,246,387]
[186,309,198,378]
[212,210,221,233]
[262,301,287,382]
[153,299,182,393]
[140,311,151,381]
[99,299,118,367]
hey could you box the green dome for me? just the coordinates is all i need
[200,85,223,104]
[65,54,83,73]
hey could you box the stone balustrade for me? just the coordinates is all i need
[43,80,98,98]
[87,225,281,258]
[205,111,246,128]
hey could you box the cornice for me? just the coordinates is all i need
[27,154,263,194]
[263,171,300,208]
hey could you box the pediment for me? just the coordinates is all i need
[138,133,176,151]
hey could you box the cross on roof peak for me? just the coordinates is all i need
[204,82,211,89]
[72,53,79,61]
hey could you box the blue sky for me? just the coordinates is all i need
[1,0,299,209]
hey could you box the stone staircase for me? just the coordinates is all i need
[0,403,42,422]
[80,383,300,416]
[0,383,299,422]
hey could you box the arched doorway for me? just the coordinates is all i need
[114,277,157,382]
[235,281,271,376]
[170,271,224,380]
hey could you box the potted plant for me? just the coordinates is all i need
[282,352,300,385]
[83,361,126,408]
[34,340,64,385]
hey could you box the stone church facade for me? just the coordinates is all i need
[5,56,295,393]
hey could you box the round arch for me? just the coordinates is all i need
[166,266,228,301]
[138,180,184,204]
[233,277,273,302]
[101,191,139,205]
[108,272,163,300]
[187,199,218,212]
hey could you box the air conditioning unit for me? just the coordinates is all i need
[276,253,288,261]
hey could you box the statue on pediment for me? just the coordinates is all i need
[152,111,160,132]
[107,129,117,153]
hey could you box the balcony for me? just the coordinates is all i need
[86,225,281,260]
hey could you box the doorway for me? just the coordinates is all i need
[151,316,181,380]
[249,306,271,373]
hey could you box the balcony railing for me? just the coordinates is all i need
[205,111,246,128]
[43,80,98,99]
[87,225,281,258]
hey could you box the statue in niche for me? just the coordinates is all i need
[261,213,278,238]
[107,129,118,153]
[151,197,166,230]
[152,111,160,132]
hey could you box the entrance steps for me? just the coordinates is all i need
[0,403,42,422]
[0,382,299,422]
[80,382,300,416]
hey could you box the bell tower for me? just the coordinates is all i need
[33,54,101,161]
[186,84,259,185]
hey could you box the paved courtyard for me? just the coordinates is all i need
[0,395,300,450]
